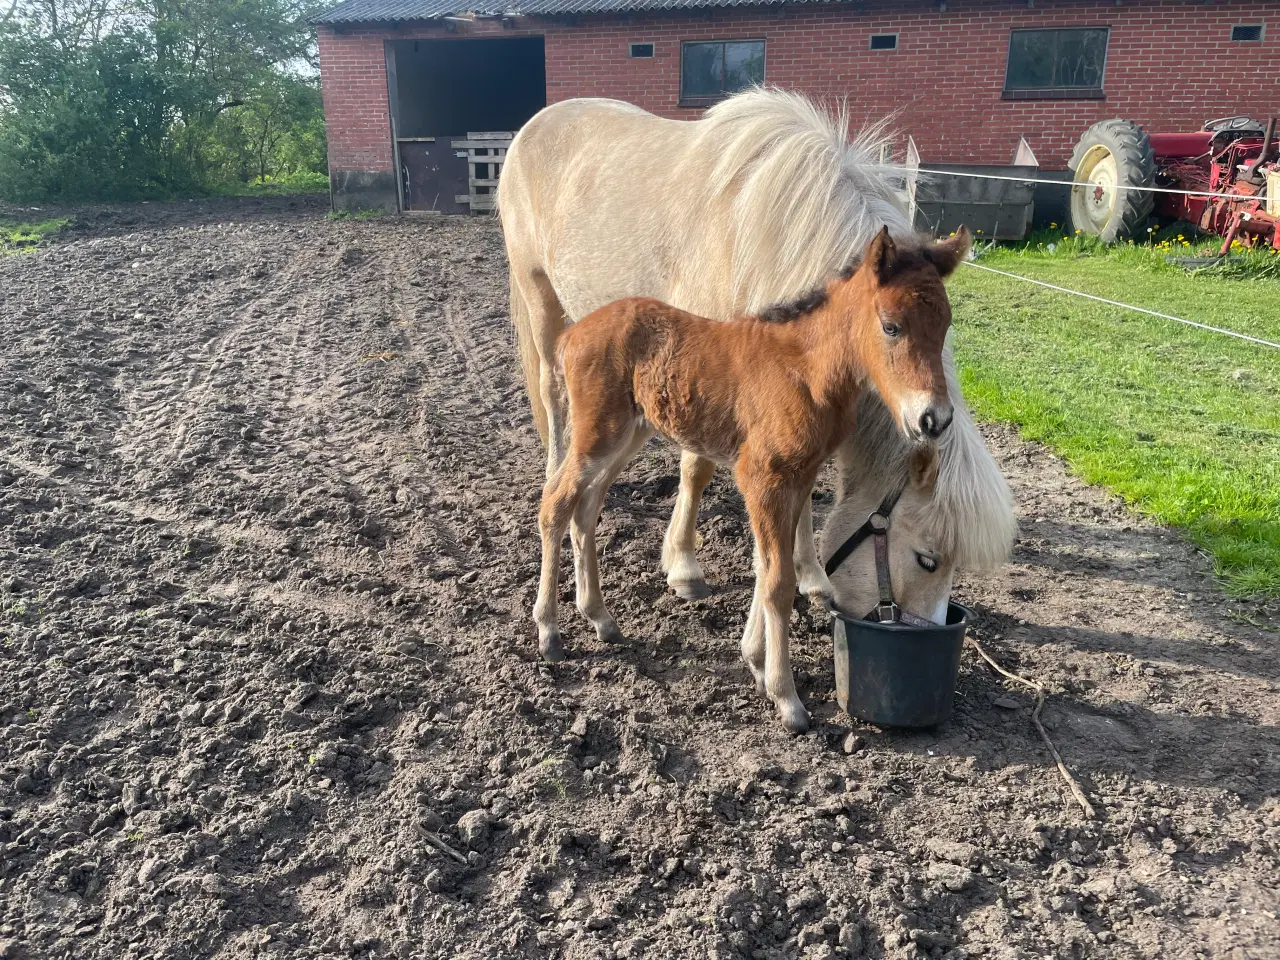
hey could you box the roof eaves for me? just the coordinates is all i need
[312,0,827,25]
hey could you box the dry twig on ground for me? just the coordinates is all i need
[967,639,1097,818]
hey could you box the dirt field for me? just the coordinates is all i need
[1,197,1277,960]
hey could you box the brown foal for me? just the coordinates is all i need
[533,227,971,733]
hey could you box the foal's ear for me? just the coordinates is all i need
[908,444,940,495]
[923,226,972,279]
[868,225,898,283]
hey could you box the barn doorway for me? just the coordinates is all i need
[387,37,546,214]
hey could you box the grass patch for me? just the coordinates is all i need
[327,208,388,221]
[950,237,1280,598]
[1,216,70,254]
[210,171,329,197]
[993,225,1280,281]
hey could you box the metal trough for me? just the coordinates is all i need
[906,137,1039,240]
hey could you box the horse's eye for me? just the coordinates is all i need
[882,321,901,337]
[916,553,938,572]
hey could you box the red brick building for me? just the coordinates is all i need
[314,0,1278,212]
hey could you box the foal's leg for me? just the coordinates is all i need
[794,492,836,610]
[572,425,652,644]
[661,451,717,599]
[534,455,592,662]
[742,480,808,734]
[741,543,767,695]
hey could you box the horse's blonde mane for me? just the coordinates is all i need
[699,87,912,313]
[840,348,1018,573]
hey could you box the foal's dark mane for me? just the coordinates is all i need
[753,243,935,324]
[756,287,830,324]
[754,255,860,324]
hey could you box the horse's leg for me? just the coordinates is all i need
[661,451,716,600]
[511,265,570,479]
[794,491,836,611]
[572,424,652,644]
[534,454,591,662]
[741,477,808,734]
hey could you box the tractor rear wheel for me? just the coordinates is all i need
[1068,119,1157,241]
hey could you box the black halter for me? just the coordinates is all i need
[824,487,903,579]
[825,487,936,627]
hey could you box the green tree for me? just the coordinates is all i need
[207,72,325,186]
[0,0,326,201]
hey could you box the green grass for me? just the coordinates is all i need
[326,208,387,221]
[210,171,329,197]
[1,216,70,254]
[950,233,1280,598]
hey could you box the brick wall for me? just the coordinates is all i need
[317,28,396,173]
[318,0,1279,189]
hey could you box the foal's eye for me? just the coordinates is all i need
[916,553,938,572]
[882,321,901,337]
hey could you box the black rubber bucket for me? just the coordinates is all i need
[832,602,973,729]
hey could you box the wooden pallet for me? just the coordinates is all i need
[451,131,512,213]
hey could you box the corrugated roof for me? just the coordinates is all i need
[313,0,833,24]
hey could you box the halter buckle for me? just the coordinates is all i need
[868,511,890,533]
[873,600,901,623]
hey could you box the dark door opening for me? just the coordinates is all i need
[388,37,547,213]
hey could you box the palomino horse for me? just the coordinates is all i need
[535,228,970,733]
[500,88,1016,632]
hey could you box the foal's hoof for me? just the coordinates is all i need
[669,578,713,601]
[538,630,566,663]
[804,590,834,618]
[777,699,811,735]
[797,571,836,612]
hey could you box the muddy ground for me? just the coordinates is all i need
[1,197,1277,960]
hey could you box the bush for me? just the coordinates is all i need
[0,30,188,200]
[0,0,328,202]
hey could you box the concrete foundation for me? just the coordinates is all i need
[330,170,399,213]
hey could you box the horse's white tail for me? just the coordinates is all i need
[510,282,552,444]
[500,127,560,447]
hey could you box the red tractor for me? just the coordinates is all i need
[1068,115,1279,254]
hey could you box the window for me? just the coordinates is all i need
[869,33,898,51]
[1004,27,1109,100]
[630,42,654,58]
[679,40,765,106]
[1231,24,1263,42]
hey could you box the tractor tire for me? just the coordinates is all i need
[1068,119,1157,241]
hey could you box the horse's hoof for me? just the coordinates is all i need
[669,578,713,601]
[539,631,566,662]
[596,622,626,645]
[777,700,811,735]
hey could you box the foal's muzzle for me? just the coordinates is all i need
[919,405,954,439]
